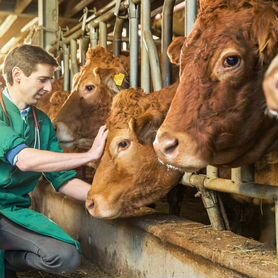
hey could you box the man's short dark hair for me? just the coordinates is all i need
[3,44,58,85]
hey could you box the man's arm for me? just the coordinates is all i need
[58,178,91,201]
[16,125,108,172]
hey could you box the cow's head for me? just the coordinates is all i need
[154,1,278,172]
[86,85,181,219]
[54,47,129,150]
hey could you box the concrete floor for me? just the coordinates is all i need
[17,258,128,278]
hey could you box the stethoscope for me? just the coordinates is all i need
[0,89,41,149]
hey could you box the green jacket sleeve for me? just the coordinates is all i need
[0,119,26,163]
[42,117,77,191]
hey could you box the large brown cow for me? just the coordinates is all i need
[86,82,182,219]
[54,47,129,151]
[154,0,278,172]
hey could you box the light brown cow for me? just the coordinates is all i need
[54,47,129,151]
[154,0,278,172]
[86,82,182,219]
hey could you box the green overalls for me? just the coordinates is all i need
[0,93,80,277]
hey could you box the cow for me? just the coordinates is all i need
[36,90,69,121]
[154,0,278,172]
[85,81,182,219]
[54,46,129,151]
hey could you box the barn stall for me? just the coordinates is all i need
[0,0,277,277]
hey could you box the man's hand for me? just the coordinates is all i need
[88,125,108,161]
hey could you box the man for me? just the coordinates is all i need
[0,45,108,278]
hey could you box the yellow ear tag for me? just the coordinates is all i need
[114,73,126,87]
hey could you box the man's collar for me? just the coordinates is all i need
[3,87,31,117]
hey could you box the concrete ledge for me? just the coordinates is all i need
[32,182,277,278]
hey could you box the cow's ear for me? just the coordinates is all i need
[71,71,82,92]
[130,111,163,144]
[167,37,186,65]
[252,5,278,65]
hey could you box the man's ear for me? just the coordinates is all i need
[12,67,22,84]
[167,36,187,65]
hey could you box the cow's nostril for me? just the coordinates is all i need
[163,138,179,155]
[86,199,95,210]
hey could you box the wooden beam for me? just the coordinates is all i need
[64,0,96,18]
[15,0,33,14]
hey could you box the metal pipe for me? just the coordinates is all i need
[62,6,123,45]
[80,38,90,65]
[89,26,98,48]
[201,166,225,231]
[129,0,139,88]
[113,17,124,56]
[181,174,278,201]
[70,39,79,76]
[62,43,70,91]
[185,0,198,36]
[63,1,117,38]
[144,31,162,91]
[141,0,151,92]
[161,0,175,87]
[99,21,107,48]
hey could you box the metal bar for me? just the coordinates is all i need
[62,7,119,45]
[185,0,198,36]
[181,174,278,201]
[38,0,59,50]
[141,0,151,92]
[63,1,117,38]
[80,38,90,65]
[99,21,107,48]
[89,26,98,48]
[62,43,70,91]
[144,30,162,91]
[201,166,225,230]
[113,17,124,56]
[70,39,79,76]
[161,0,175,87]
[129,0,139,88]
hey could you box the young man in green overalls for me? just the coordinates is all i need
[0,45,108,278]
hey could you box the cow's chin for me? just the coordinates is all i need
[158,155,207,173]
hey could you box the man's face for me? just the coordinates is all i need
[18,63,55,106]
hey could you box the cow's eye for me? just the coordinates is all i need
[85,85,95,92]
[118,139,130,151]
[223,56,241,68]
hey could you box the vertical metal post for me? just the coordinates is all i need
[113,17,124,56]
[62,43,70,91]
[141,0,151,92]
[89,25,98,48]
[38,0,59,50]
[70,39,79,76]
[129,0,139,88]
[185,0,198,36]
[80,38,90,66]
[99,22,107,48]
[161,0,175,87]
[203,166,225,230]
